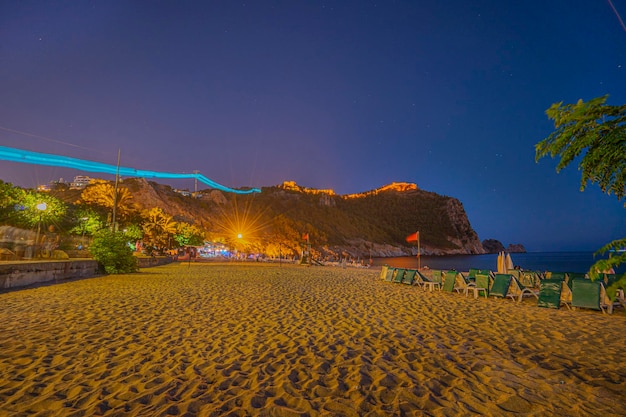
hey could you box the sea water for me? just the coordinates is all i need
[371,252,623,274]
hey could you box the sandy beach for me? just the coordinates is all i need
[0,263,624,416]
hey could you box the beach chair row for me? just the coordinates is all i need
[537,275,625,314]
[380,266,624,315]
[509,270,625,314]
[380,266,493,295]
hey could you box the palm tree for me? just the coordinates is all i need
[142,207,177,253]
[79,180,136,224]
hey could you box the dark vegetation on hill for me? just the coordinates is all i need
[245,185,485,254]
[3,178,489,259]
[81,179,486,258]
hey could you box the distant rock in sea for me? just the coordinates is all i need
[506,243,526,253]
[481,239,527,254]
[482,239,505,254]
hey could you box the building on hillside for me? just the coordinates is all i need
[174,189,192,197]
[279,180,336,195]
[70,175,92,189]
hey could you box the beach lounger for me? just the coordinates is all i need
[413,270,426,287]
[560,279,573,309]
[380,265,389,280]
[489,274,512,299]
[442,270,457,292]
[466,273,490,299]
[508,269,521,280]
[537,278,565,309]
[546,272,566,281]
[416,270,441,292]
[603,274,626,310]
[456,271,474,285]
[479,269,494,278]
[384,267,396,282]
[604,273,618,286]
[454,272,476,295]
[566,272,586,281]
[402,269,417,285]
[571,279,615,314]
[520,271,540,289]
[601,280,622,313]
[467,268,480,282]
[393,268,406,283]
[508,276,539,303]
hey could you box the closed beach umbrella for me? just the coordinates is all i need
[506,253,514,272]
[497,251,504,273]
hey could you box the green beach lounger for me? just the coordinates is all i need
[413,270,427,288]
[604,274,618,287]
[442,270,457,292]
[416,270,441,291]
[393,268,406,283]
[467,268,480,281]
[385,267,396,282]
[467,273,489,299]
[520,271,540,288]
[508,269,521,280]
[454,272,475,295]
[431,270,443,284]
[537,278,564,309]
[572,279,602,312]
[571,279,614,314]
[479,269,493,277]
[402,269,417,285]
[547,272,566,281]
[489,274,512,299]
[567,272,586,281]
[508,276,539,303]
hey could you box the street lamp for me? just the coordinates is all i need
[236,233,243,260]
[35,202,47,258]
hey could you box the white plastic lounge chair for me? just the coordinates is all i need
[508,276,539,303]
[466,273,489,299]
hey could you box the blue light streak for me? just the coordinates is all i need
[0,146,261,194]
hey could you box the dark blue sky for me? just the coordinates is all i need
[1,1,625,251]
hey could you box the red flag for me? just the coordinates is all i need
[405,231,419,242]
[302,233,309,241]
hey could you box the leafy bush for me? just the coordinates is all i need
[89,229,138,274]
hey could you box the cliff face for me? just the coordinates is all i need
[73,179,486,257]
[334,185,485,256]
[440,199,485,255]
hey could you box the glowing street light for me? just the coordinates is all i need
[35,202,47,258]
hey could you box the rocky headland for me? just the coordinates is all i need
[54,179,522,258]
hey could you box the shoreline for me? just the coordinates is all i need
[1,263,624,416]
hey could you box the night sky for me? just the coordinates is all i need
[1,1,625,251]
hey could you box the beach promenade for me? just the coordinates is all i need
[0,263,624,416]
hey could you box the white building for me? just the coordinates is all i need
[70,175,91,189]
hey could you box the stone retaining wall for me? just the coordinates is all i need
[0,256,173,291]
[136,256,173,268]
[0,260,99,290]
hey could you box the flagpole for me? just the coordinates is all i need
[417,231,421,270]
[111,148,121,232]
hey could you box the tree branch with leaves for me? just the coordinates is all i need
[535,95,626,300]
